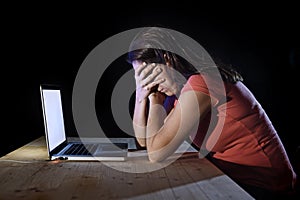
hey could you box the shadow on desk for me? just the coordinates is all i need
[0,136,254,200]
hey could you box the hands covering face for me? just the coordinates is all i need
[133,61,182,102]
[133,61,165,102]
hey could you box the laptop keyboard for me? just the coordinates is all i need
[64,143,97,155]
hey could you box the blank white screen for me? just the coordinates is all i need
[42,89,66,151]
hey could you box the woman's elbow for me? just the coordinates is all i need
[136,138,146,148]
[148,154,163,163]
[148,150,167,163]
[147,139,172,162]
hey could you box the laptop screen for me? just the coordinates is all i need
[41,87,66,152]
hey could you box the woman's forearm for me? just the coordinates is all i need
[146,102,166,148]
[133,98,148,147]
[146,92,167,160]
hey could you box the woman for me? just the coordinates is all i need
[127,27,297,199]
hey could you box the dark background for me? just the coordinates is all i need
[2,4,299,173]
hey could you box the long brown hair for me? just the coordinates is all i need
[127,27,243,83]
[127,48,243,83]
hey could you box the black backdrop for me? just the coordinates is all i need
[2,4,299,173]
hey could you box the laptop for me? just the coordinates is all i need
[40,84,129,161]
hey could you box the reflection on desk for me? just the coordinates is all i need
[0,136,254,199]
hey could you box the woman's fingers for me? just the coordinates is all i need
[143,78,165,91]
[134,62,147,77]
[140,66,163,87]
[135,62,157,78]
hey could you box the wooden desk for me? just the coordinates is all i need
[0,137,254,200]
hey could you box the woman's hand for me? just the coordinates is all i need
[134,62,165,102]
[148,91,166,105]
